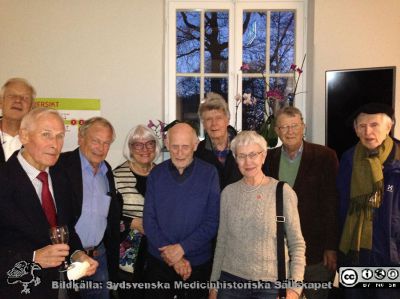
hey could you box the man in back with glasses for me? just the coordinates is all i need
[0,78,35,165]
[263,106,340,299]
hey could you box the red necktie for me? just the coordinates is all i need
[37,171,57,227]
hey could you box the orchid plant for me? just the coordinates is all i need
[234,54,306,147]
[147,119,166,147]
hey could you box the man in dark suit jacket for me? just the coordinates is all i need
[0,137,5,164]
[0,108,97,298]
[56,117,121,299]
[0,78,35,165]
[263,106,339,299]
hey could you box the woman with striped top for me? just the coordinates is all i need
[113,124,162,299]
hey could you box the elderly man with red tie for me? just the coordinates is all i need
[0,108,97,298]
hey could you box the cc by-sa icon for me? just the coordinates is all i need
[340,269,358,287]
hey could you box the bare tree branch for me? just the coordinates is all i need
[177,47,200,59]
[180,12,199,31]
[270,13,294,67]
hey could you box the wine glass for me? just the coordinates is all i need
[49,225,69,272]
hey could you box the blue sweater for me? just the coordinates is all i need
[143,158,220,266]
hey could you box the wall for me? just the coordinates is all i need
[0,0,164,167]
[1,0,399,166]
[310,0,400,144]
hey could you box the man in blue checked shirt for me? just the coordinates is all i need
[56,117,122,299]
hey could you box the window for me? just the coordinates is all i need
[165,0,306,134]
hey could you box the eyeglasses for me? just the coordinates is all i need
[5,94,32,103]
[236,151,264,161]
[277,123,303,133]
[130,140,156,151]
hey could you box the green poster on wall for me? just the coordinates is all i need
[35,98,101,151]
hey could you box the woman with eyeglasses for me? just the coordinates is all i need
[113,124,161,299]
[209,131,305,299]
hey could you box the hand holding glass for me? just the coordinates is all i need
[49,225,69,272]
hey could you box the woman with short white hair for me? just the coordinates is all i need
[209,130,306,299]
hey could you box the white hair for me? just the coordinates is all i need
[20,108,64,131]
[122,124,161,162]
[230,130,267,158]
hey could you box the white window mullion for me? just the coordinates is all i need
[233,4,243,131]
[200,9,205,97]
[199,10,205,137]
[266,10,271,93]
[166,0,306,130]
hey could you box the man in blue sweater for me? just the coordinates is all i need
[143,122,220,299]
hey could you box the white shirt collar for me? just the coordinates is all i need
[17,150,49,182]
[1,129,22,161]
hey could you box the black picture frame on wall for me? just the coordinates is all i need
[325,66,396,159]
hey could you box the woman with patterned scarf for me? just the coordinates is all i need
[337,103,400,299]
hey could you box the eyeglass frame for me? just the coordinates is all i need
[4,94,33,103]
[129,140,156,151]
[276,123,304,133]
[236,151,265,162]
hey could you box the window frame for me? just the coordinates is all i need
[165,0,307,132]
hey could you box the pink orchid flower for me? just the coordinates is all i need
[266,89,284,101]
[241,64,250,71]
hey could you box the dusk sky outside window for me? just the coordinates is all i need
[175,8,297,133]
